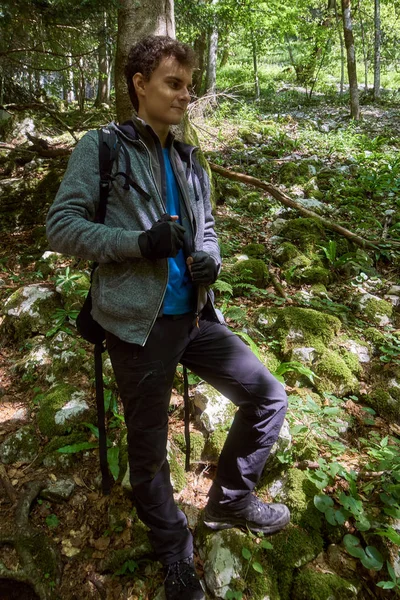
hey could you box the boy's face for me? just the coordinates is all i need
[133,56,193,130]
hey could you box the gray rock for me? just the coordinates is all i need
[269,420,292,459]
[194,383,236,433]
[0,278,5,287]
[384,294,400,307]
[41,479,76,502]
[388,285,400,295]
[0,426,39,464]
[54,394,90,426]
[296,198,331,214]
[291,347,317,364]
[347,340,370,363]
[268,218,287,235]
[202,531,243,598]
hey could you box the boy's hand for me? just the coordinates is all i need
[187,252,218,286]
[139,214,185,259]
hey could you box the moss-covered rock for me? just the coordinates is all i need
[37,383,93,437]
[241,243,266,258]
[292,566,358,600]
[173,431,205,462]
[293,266,331,285]
[272,307,341,355]
[1,284,62,343]
[314,349,359,395]
[365,388,400,421]
[260,350,281,374]
[253,306,280,332]
[231,258,268,290]
[0,425,40,464]
[273,242,303,265]
[202,428,228,464]
[280,218,326,252]
[358,293,393,326]
[276,469,322,531]
[267,525,324,599]
[167,441,187,493]
[194,382,236,432]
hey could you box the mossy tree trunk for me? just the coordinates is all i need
[341,0,360,120]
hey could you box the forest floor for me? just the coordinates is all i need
[1,93,400,599]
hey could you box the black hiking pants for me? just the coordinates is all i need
[106,312,287,565]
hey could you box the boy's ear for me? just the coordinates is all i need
[133,73,146,99]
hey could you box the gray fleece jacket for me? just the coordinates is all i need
[46,116,221,345]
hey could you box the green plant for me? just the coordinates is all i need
[114,559,139,576]
[274,361,317,385]
[46,307,79,337]
[45,514,60,529]
[379,332,400,365]
[55,266,84,293]
[342,534,383,571]
[377,561,400,591]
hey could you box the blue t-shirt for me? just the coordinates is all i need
[162,149,194,315]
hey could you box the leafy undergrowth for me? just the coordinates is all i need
[0,98,400,599]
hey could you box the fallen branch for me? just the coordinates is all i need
[209,162,378,251]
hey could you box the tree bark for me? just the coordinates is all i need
[251,36,260,101]
[193,33,207,94]
[341,0,360,119]
[209,162,378,250]
[334,2,345,95]
[373,0,381,100]
[359,7,368,92]
[95,11,109,106]
[115,0,175,124]
[205,0,218,99]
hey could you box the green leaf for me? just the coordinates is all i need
[324,507,337,526]
[383,506,400,519]
[235,332,260,360]
[46,514,60,529]
[355,516,371,532]
[83,422,99,438]
[252,561,263,573]
[387,561,396,582]
[361,546,383,571]
[376,527,400,545]
[57,442,98,453]
[314,494,334,513]
[377,581,396,589]
[241,547,251,560]
[260,540,273,550]
[334,509,347,525]
[107,446,120,481]
[343,534,365,559]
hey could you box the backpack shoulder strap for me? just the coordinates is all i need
[96,127,119,224]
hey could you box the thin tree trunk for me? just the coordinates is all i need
[285,33,296,70]
[334,1,345,95]
[95,12,109,106]
[193,33,207,94]
[341,0,360,119]
[252,36,260,101]
[373,0,381,100]
[115,0,175,123]
[359,7,368,92]
[205,0,219,98]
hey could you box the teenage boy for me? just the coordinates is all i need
[46,36,290,600]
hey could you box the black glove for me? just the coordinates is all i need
[189,251,218,286]
[139,214,185,259]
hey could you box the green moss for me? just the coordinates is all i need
[42,431,88,456]
[168,443,187,492]
[273,307,341,354]
[294,266,331,285]
[242,243,266,258]
[261,351,281,374]
[253,306,280,332]
[202,428,228,464]
[314,350,358,395]
[0,425,39,464]
[231,259,268,289]
[281,469,322,531]
[367,388,400,421]
[37,383,92,437]
[173,432,205,462]
[310,284,328,296]
[274,242,302,265]
[340,349,362,375]
[363,327,386,347]
[24,531,59,582]
[280,218,326,252]
[363,297,393,324]
[292,566,358,600]
[279,162,305,185]
[267,525,324,600]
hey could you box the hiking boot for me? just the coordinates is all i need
[203,494,290,534]
[164,556,205,600]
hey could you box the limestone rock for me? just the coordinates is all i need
[1,284,61,342]
[41,479,76,502]
[0,425,39,464]
[357,292,393,326]
[194,383,236,433]
[202,530,243,599]
[37,384,93,437]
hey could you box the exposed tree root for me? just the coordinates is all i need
[0,481,62,600]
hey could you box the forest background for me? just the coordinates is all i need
[0,1,400,600]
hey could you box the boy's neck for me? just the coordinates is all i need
[137,110,169,147]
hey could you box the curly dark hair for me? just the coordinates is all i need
[125,36,197,112]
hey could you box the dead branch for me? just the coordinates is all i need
[209,162,379,251]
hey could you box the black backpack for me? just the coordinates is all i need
[76,128,202,494]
